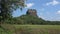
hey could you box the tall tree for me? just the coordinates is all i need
[0,0,26,22]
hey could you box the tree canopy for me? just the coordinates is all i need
[0,0,26,22]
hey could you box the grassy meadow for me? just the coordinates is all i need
[0,24,60,34]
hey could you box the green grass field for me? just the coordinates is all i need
[0,24,60,34]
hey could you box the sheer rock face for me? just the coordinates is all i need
[26,9,37,17]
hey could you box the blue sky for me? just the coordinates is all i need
[12,0,60,21]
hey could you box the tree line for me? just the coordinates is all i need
[4,15,60,25]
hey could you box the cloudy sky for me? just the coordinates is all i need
[12,0,60,21]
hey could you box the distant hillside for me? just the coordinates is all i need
[3,9,60,25]
[19,15,45,24]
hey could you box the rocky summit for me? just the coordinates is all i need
[26,9,38,17]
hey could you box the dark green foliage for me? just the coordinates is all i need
[9,15,45,25]
[2,14,60,25]
[0,14,60,25]
[0,0,26,23]
[3,14,59,25]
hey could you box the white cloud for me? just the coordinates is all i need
[46,0,60,6]
[56,10,60,14]
[26,3,34,8]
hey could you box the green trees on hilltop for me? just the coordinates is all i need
[2,14,60,25]
[9,15,45,25]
